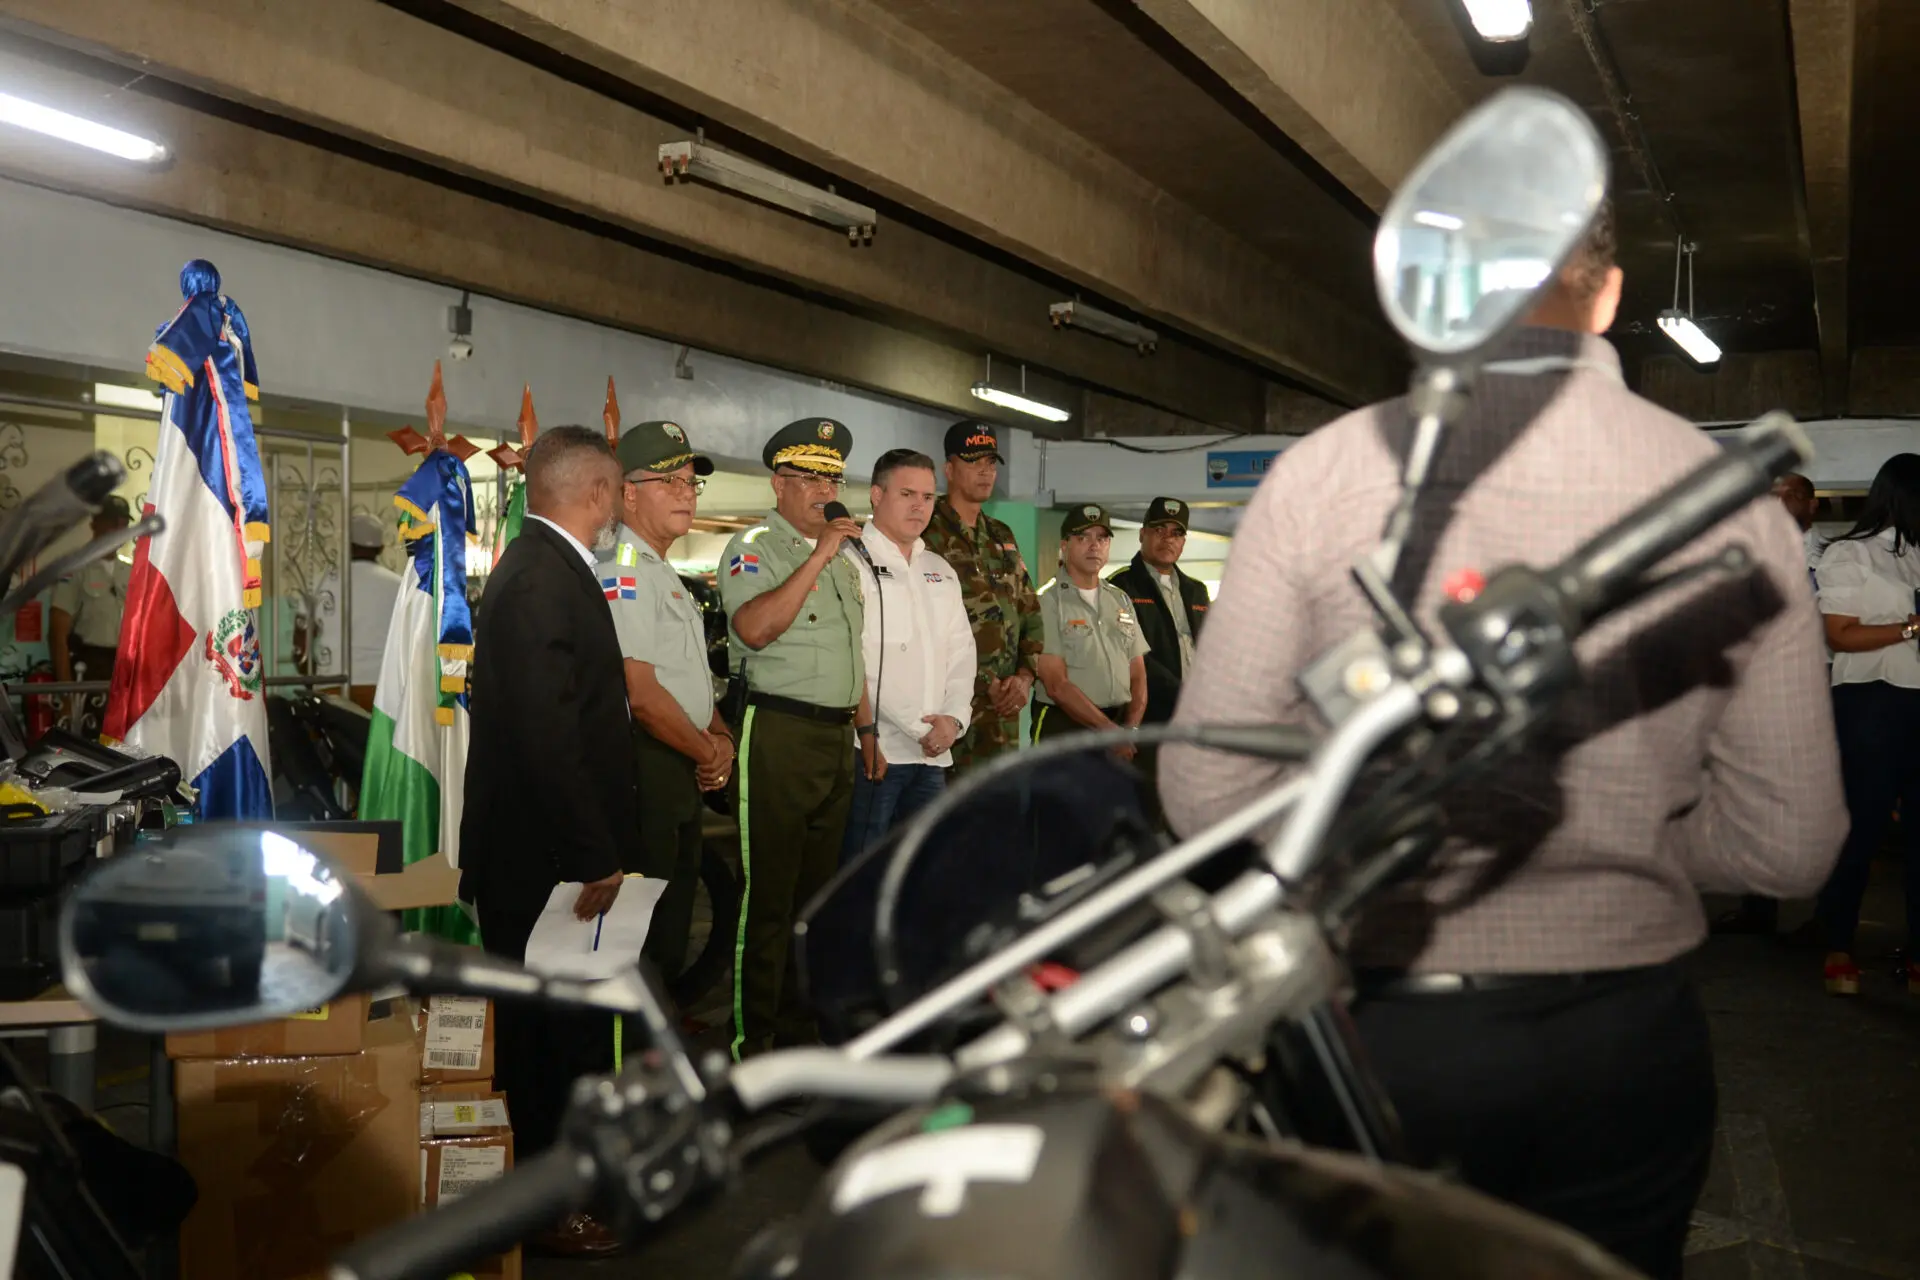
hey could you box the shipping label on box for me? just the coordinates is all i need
[419,1097,511,1139]
[420,994,494,1083]
[420,1129,521,1280]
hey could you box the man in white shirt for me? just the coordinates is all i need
[840,448,975,861]
[347,512,403,710]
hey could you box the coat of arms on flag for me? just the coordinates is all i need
[360,363,482,944]
[103,258,273,820]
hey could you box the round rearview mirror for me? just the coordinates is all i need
[1374,86,1609,358]
[60,826,360,1032]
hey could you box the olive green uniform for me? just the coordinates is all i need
[599,525,713,979]
[921,497,1044,769]
[719,503,866,1059]
[1033,577,1150,742]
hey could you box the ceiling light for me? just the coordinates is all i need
[1659,311,1722,365]
[0,92,168,164]
[1660,238,1721,366]
[1460,0,1532,41]
[659,139,875,244]
[971,383,1069,423]
[971,354,1069,423]
[1048,299,1158,354]
[92,383,163,413]
[1413,210,1464,231]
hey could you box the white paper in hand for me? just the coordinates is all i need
[523,876,668,979]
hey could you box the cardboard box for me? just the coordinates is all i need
[165,992,371,1061]
[420,1092,521,1280]
[417,992,495,1085]
[175,1001,420,1280]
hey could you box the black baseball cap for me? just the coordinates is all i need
[1143,497,1190,530]
[944,419,1004,463]
[96,494,132,522]
[1060,503,1113,538]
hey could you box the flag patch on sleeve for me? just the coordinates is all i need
[600,575,638,601]
[729,554,760,577]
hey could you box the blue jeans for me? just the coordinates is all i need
[840,762,947,864]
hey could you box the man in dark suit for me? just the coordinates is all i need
[1107,497,1209,826]
[457,424,637,1257]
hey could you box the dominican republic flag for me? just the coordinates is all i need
[729,553,759,577]
[104,259,272,820]
[601,575,637,601]
[359,435,478,944]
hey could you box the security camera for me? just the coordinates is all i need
[448,337,474,362]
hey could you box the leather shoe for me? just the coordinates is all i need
[531,1212,626,1258]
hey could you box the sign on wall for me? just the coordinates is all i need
[1205,447,1284,488]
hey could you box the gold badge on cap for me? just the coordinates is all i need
[818,421,835,439]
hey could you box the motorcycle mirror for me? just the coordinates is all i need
[1372,86,1609,358]
[59,827,364,1033]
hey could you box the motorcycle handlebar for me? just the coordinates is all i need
[1550,412,1812,629]
[328,1146,595,1280]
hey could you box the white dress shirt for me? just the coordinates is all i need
[349,558,403,685]
[1817,529,1920,688]
[854,523,975,767]
[529,515,598,568]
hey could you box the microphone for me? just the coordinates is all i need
[823,501,873,566]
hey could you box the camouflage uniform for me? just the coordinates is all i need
[921,496,1044,770]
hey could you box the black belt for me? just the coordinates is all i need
[747,692,857,725]
[1353,963,1667,997]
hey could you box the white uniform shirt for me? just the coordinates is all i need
[349,558,403,685]
[1817,529,1920,688]
[854,523,974,767]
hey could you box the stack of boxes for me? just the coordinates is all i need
[170,980,521,1278]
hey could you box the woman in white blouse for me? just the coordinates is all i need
[1814,454,1920,998]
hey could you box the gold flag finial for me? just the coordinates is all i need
[603,376,620,448]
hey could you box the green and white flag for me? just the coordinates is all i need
[360,390,479,944]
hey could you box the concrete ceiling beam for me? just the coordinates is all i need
[0,81,1090,431]
[0,0,1308,432]
[1786,0,1866,415]
[432,0,1404,401]
[1126,0,1466,210]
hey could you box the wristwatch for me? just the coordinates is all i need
[1904,622,1919,642]
[856,723,878,739]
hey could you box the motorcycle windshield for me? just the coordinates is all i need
[795,750,1157,1045]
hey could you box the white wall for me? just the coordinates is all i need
[0,176,976,483]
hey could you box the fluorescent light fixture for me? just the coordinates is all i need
[92,383,163,413]
[660,140,875,243]
[1461,0,1532,41]
[1480,258,1552,292]
[1659,309,1722,365]
[1413,210,1464,231]
[1048,299,1158,353]
[0,92,168,164]
[971,382,1070,423]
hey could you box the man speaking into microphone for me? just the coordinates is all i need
[718,417,879,1059]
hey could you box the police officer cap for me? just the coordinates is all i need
[764,418,851,476]
[618,420,714,477]
[349,512,385,549]
[1144,496,1190,531]
[1060,503,1113,538]
[96,494,132,523]
[944,419,1004,463]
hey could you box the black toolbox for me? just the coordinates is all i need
[0,807,113,1000]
